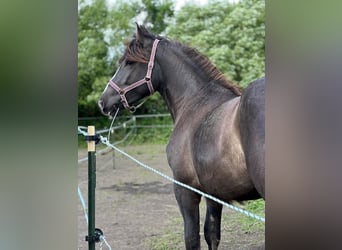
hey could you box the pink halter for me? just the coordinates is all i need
[107,39,160,112]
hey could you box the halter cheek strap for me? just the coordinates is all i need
[107,39,160,112]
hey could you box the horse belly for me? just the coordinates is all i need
[197,142,255,201]
[193,99,256,201]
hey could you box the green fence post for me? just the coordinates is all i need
[87,126,96,250]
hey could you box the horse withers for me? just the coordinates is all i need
[98,24,264,250]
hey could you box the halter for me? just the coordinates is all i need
[107,39,160,112]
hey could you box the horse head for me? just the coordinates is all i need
[98,24,162,115]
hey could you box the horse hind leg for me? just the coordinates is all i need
[204,198,223,250]
[174,184,201,250]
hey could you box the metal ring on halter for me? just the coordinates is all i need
[129,106,136,113]
[128,97,149,113]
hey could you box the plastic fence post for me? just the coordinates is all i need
[87,126,96,250]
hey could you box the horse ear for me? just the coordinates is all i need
[135,23,151,45]
[135,23,147,45]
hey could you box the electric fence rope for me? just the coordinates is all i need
[79,125,264,222]
[78,119,264,250]
[97,134,265,222]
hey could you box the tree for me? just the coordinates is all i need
[140,0,174,34]
[167,0,265,87]
[78,0,110,116]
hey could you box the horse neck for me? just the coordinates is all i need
[156,44,238,122]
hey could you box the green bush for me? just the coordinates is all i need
[78,115,173,147]
[167,0,265,87]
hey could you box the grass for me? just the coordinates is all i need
[223,199,265,232]
[146,199,265,250]
[146,217,183,250]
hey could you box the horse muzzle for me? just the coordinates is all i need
[98,99,120,117]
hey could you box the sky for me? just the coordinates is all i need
[106,0,240,12]
[79,0,240,12]
[106,0,208,11]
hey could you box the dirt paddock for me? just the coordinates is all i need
[78,144,264,249]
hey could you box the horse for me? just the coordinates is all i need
[98,24,265,250]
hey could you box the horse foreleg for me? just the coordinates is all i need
[174,184,201,250]
[204,198,223,250]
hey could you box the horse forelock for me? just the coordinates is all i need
[119,39,149,64]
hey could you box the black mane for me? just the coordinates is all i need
[124,25,242,95]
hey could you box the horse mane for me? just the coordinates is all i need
[179,44,242,96]
[120,25,242,96]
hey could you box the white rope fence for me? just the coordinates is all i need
[98,135,265,222]
[79,126,264,222]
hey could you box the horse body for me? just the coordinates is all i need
[157,39,261,201]
[99,25,264,250]
[168,96,258,201]
[162,66,261,249]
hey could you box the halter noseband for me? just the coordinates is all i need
[107,39,160,112]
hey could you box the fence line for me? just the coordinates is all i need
[78,113,170,121]
[133,113,170,118]
[78,117,137,148]
[126,124,173,128]
[78,186,88,225]
[79,117,137,135]
[97,135,265,222]
[78,121,264,250]
[79,114,173,149]
[79,126,265,222]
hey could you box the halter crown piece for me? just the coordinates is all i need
[107,39,160,112]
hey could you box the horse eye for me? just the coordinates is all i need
[126,60,134,65]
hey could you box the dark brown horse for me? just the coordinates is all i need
[98,25,264,250]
